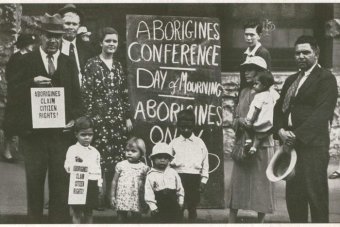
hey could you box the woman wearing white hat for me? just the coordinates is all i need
[228,56,275,223]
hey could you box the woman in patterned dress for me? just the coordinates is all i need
[82,27,133,208]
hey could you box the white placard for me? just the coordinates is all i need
[30,87,66,128]
[68,164,89,205]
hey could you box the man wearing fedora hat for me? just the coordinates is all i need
[9,13,82,223]
[273,35,338,223]
[58,4,94,88]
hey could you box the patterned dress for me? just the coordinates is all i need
[82,56,130,173]
[115,160,149,212]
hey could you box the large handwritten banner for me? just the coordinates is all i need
[31,87,65,128]
[127,15,224,208]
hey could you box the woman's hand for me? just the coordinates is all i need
[126,119,133,132]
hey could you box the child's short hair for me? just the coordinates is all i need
[126,137,146,160]
[74,116,93,132]
[255,70,274,90]
[243,20,263,35]
[177,109,195,125]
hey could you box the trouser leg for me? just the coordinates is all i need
[21,135,48,224]
[302,147,329,223]
[48,134,70,223]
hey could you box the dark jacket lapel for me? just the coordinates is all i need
[295,65,320,98]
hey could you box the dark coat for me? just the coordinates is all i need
[273,65,338,222]
[8,50,82,135]
[273,65,337,146]
[61,38,94,74]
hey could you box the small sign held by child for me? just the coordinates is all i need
[68,164,89,205]
[30,87,66,128]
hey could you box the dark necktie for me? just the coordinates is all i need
[47,55,55,76]
[282,71,304,113]
[69,43,76,63]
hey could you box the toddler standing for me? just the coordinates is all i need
[169,109,209,221]
[145,142,184,223]
[64,116,103,224]
[244,70,279,154]
[111,137,150,222]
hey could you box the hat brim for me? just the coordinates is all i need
[240,62,266,70]
[149,153,174,159]
[78,32,91,36]
[266,146,297,182]
[38,27,65,35]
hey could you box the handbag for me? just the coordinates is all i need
[231,123,253,163]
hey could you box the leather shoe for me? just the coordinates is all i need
[329,171,340,179]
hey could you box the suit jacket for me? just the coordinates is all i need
[8,49,82,135]
[273,65,338,147]
[61,38,94,74]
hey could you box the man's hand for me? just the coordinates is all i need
[199,182,206,193]
[278,129,296,147]
[110,196,116,209]
[34,76,51,85]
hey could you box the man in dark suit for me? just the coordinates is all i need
[273,35,338,223]
[58,4,94,87]
[10,13,82,223]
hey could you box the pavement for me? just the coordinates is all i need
[1,151,340,224]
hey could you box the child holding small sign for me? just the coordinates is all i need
[169,109,209,221]
[64,116,103,224]
[111,137,150,222]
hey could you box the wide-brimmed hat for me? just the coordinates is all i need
[266,146,297,182]
[149,143,174,159]
[39,13,65,34]
[77,26,91,36]
[241,56,267,70]
[15,34,36,48]
[58,4,83,21]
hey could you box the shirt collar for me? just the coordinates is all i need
[301,62,319,77]
[149,166,170,173]
[179,134,194,142]
[75,142,92,150]
[62,38,77,47]
[244,42,262,56]
[39,46,60,59]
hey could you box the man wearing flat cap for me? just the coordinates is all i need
[273,35,338,223]
[10,13,82,223]
[58,4,93,88]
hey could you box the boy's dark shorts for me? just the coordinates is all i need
[179,173,201,209]
[71,180,99,211]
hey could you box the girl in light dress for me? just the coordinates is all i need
[111,137,150,222]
